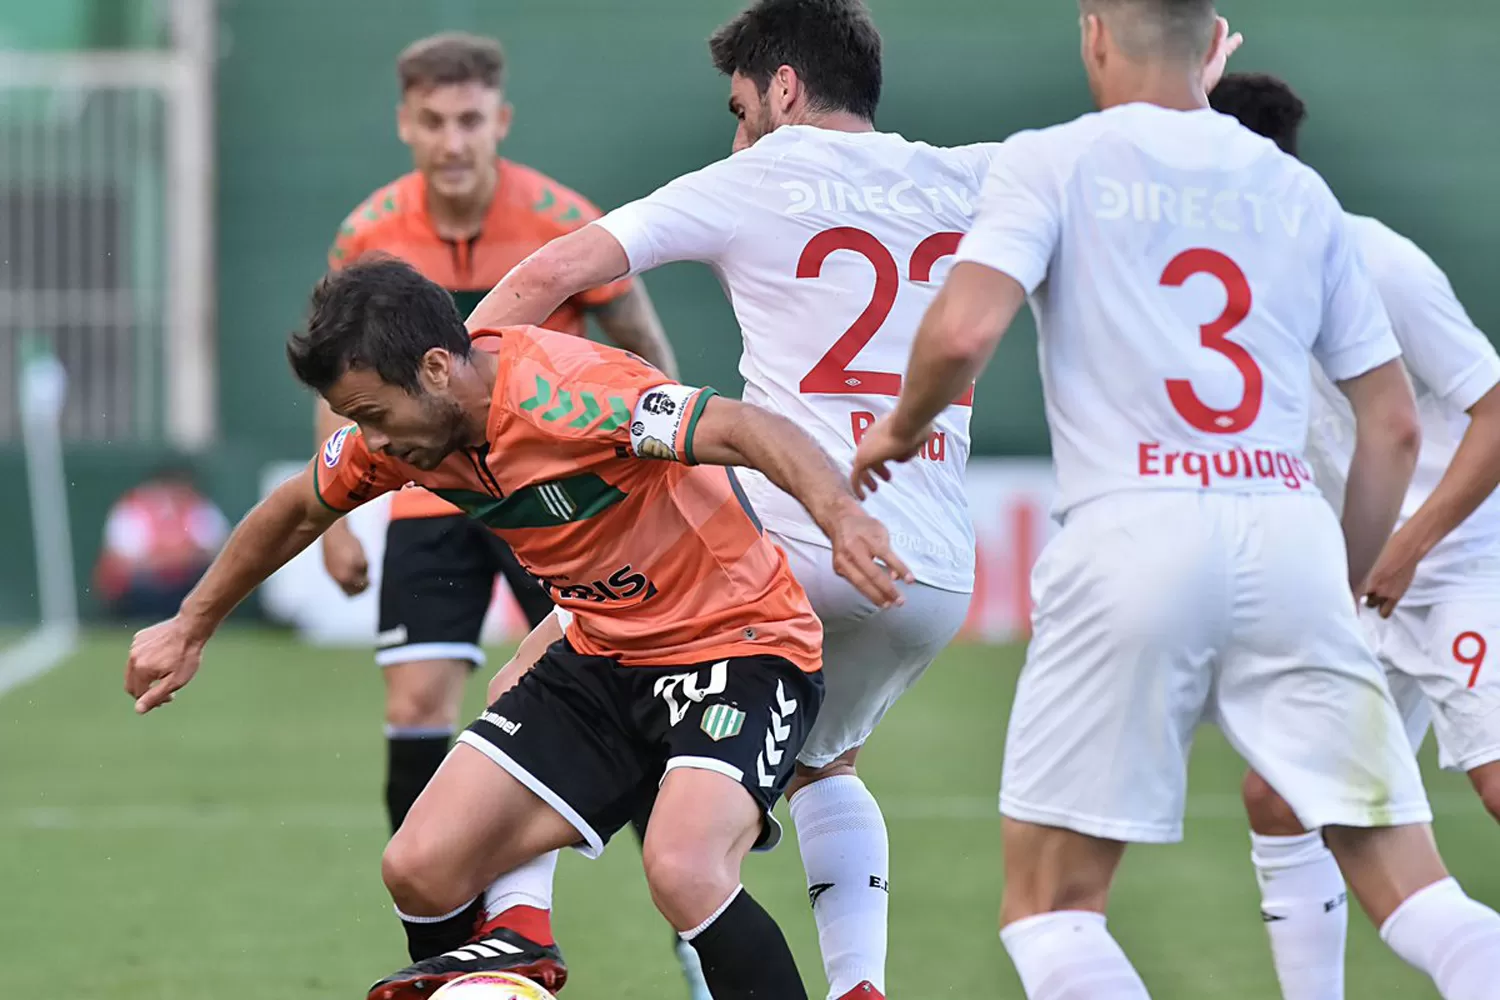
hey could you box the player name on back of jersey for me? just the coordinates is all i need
[781,178,976,217]
[1093,177,1307,237]
[1138,442,1314,491]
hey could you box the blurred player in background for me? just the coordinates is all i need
[852,1,1500,998]
[469,2,993,996]
[128,257,913,1000]
[1212,71,1500,1000]
[316,33,675,844]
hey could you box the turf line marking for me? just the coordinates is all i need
[0,624,77,699]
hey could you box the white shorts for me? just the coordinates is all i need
[773,532,970,769]
[1366,602,1500,773]
[1001,491,1431,843]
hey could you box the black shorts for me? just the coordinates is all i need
[377,515,555,668]
[458,642,824,857]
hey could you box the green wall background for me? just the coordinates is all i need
[1,0,1496,620]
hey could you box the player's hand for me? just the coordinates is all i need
[124,616,207,715]
[321,519,369,597]
[850,414,930,500]
[1360,525,1425,618]
[1203,16,1244,94]
[827,497,915,609]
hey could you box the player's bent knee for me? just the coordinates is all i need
[381,828,474,915]
[1241,768,1308,836]
[384,660,467,729]
[641,837,738,930]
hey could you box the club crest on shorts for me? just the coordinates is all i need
[700,702,745,741]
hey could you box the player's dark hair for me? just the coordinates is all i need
[709,0,882,121]
[1210,72,1308,158]
[288,256,472,395]
[397,32,505,93]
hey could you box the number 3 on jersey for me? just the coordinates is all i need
[796,227,974,406]
[1161,248,1261,434]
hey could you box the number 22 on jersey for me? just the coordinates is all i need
[796,227,974,406]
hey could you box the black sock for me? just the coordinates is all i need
[385,732,451,832]
[400,897,482,963]
[687,887,807,999]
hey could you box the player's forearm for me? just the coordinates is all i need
[592,283,679,378]
[1342,430,1421,590]
[891,263,1021,438]
[1392,386,1500,560]
[720,404,864,542]
[178,472,338,640]
[467,227,628,332]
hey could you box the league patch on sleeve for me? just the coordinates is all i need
[323,424,355,469]
[629,383,704,463]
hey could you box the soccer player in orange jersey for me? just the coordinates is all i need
[126,258,912,1000]
[316,33,677,844]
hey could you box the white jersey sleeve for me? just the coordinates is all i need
[1312,205,1402,383]
[952,131,1059,292]
[1363,226,1500,410]
[1309,214,1500,604]
[593,153,771,273]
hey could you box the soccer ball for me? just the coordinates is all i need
[428,972,557,1000]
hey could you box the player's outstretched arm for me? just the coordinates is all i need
[1337,358,1422,601]
[467,226,628,333]
[851,262,1026,496]
[123,466,343,715]
[1365,384,1500,615]
[690,395,914,608]
[588,280,680,378]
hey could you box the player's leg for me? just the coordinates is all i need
[999,494,1226,999]
[640,654,825,1000]
[779,532,968,1000]
[457,531,569,959]
[1221,499,1500,1000]
[1405,601,1500,824]
[371,645,658,999]
[1240,768,1349,1000]
[376,516,494,832]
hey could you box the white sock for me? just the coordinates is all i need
[1380,876,1500,1000]
[1250,831,1348,1000]
[482,850,559,919]
[1001,911,1150,999]
[788,774,889,997]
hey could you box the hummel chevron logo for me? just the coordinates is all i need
[809,882,835,907]
[517,375,629,431]
[442,938,526,962]
[756,681,798,788]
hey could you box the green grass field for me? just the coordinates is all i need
[2,630,1494,998]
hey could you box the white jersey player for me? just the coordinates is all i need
[464,2,989,997]
[853,3,1500,1000]
[1211,72,1500,1000]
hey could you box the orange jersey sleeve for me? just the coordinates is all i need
[495,327,699,456]
[311,424,410,513]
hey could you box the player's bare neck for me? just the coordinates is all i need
[794,109,875,135]
[1099,69,1208,114]
[425,163,498,242]
[456,349,500,447]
